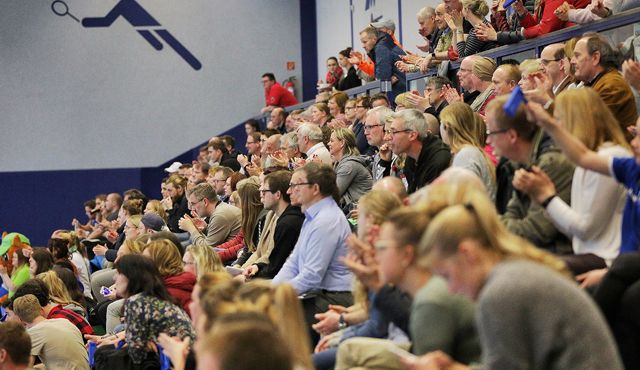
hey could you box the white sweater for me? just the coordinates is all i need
[546,144,629,264]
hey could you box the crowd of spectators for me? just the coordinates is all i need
[2,2,640,370]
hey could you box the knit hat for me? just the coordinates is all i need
[472,56,497,82]
[141,214,166,232]
[0,232,30,256]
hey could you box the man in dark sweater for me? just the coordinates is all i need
[388,109,451,193]
[244,170,304,279]
[164,175,190,233]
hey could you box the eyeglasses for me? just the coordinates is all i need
[540,58,561,66]
[212,178,227,183]
[259,189,278,194]
[486,128,510,136]
[345,106,356,110]
[288,182,313,188]
[188,198,205,207]
[364,124,384,131]
[385,128,412,135]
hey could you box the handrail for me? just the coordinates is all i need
[224,8,640,145]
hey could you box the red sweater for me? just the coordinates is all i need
[216,231,245,263]
[521,0,590,38]
[163,272,196,316]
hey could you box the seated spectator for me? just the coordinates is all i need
[525,43,574,103]
[336,198,480,370]
[370,93,391,108]
[328,128,373,211]
[144,199,168,222]
[13,294,89,370]
[242,171,304,279]
[207,166,233,203]
[221,135,240,158]
[297,123,333,165]
[140,213,167,234]
[491,63,520,96]
[52,266,88,314]
[244,118,261,137]
[37,270,85,315]
[415,188,622,370]
[439,102,497,200]
[514,88,630,274]
[310,102,332,128]
[89,255,195,366]
[195,312,295,370]
[486,96,574,253]
[183,244,224,279]
[29,248,54,276]
[163,175,190,233]
[178,183,241,248]
[448,0,497,58]
[0,321,32,370]
[388,109,451,193]
[229,178,269,268]
[0,233,31,300]
[364,106,396,181]
[572,33,638,136]
[143,240,196,314]
[328,91,348,118]
[519,58,543,91]
[351,96,374,156]
[208,139,241,171]
[447,56,496,115]
[12,278,94,337]
[268,107,287,133]
[336,47,362,91]
[273,163,353,344]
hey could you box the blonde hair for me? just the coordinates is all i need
[37,270,82,307]
[358,190,403,226]
[418,186,570,277]
[127,214,143,228]
[234,281,312,370]
[554,88,630,151]
[122,238,145,256]
[144,239,183,276]
[145,200,167,222]
[519,59,542,76]
[12,294,41,323]
[462,0,489,17]
[185,244,224,278]
[332,128,360,157]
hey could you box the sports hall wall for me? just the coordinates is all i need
[0,0,307,245]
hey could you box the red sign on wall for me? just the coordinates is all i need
[287,61,295,71]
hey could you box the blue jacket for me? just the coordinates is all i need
[367,32,406,97]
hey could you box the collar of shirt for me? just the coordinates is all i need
[303,196,335,221]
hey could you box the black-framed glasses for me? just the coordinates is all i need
[288,182,313,188]
[486,128,510,136]
[385,128,412,135]
[364,124,384,131]
[540,58,561,66]
[212,178,227,183]
[259,189,278,194]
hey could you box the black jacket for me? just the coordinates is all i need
[404,135,452,194]
[166,193,189,233]
[337,66,362,91]
[255,205,304,279]
[220,151,241,172]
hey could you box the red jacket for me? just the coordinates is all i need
[216,231,244,262]
[521,0,590,38]
[163,272,196,315]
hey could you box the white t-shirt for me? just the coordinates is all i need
[28,318,89,370]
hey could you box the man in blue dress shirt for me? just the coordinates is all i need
[273,162,354,344]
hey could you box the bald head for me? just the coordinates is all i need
[373,177,408,203]
[540,43,568,85]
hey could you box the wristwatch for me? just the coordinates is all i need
[338,314,348,330]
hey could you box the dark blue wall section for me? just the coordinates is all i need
[0,123,249,247]
[0,169,142,246]
[300,0,318,102]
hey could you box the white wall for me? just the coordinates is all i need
[0,0,302,172]
[316,0,443,81]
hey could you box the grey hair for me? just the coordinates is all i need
[417,6,435,19]
[281,132,298,150]
[393,109,430,140]
[296,123,324,143]
[366,106,395,126]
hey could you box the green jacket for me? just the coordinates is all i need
[502,129,575,254]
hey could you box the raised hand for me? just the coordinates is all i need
[475,23,497,42]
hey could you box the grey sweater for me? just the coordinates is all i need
[476,259,623,370]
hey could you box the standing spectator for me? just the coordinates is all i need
[13,294,89,370]
[359,25,406,102]
[323,57,344,90]
[336,47,362,91]
[261,73,298,113]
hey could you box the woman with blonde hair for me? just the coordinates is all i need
[328,128,372,211]
[439,102,496,200]
[183,244,224,279]
[37,270,85,315]
[447,0,496,57]
[411,188,622,370]
[51,230,92,299]
[144,199,167,222]
[513,88,630,275]
[144,239,196,314]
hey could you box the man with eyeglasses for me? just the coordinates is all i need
[273,163,353,345]
[179,183,241,248]
[364,106,395,181]
[526,44,575,106]
[207,166,233,203]
[485,96,574,254]
[243,171,304,280]
[388,109,451,193]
